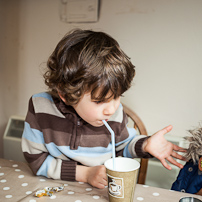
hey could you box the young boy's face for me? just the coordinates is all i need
[72,93,121,127]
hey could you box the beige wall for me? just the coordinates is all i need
[1,0,202,158]
[0,0,21,157]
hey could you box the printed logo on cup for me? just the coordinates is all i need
[107,174,124,198]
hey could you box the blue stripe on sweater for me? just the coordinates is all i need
[32,92,53,102]
[117,127,136,157]
[45,142,112,158]
[123,144,132,158]
[36,155,53,177]
[22,122,44,144]
[44,127,137,159]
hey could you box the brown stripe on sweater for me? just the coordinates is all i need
[79,134,111,147]
[24,152,49,175]
[26,110,42,131]
[43,129,74,146]
[106,112,130,143]
[37,113,76,131]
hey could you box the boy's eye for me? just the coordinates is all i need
[93,101,102,104]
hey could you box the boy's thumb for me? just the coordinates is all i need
[161,125,173,135]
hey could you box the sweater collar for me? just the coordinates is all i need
[53,95,86,126]
[53,96,76,115]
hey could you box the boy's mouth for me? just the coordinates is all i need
[98,119,108,125]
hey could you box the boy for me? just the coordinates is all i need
[22,29,185,189]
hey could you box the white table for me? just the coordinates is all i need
[0,158,202,202]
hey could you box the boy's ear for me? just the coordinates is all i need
[58,93,66,103]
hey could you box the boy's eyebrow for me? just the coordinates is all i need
[92,92,114,100]
[91,94,118,103]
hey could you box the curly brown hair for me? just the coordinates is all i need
[44,29,135,105]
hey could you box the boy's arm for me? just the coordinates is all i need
[111,106,185,169]
[113,107,152,158]
[22,97,77,181]
[22,121,77,181]
[118,121,185,169]
[116,126,153,158]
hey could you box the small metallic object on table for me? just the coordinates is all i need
[179,197,202,202]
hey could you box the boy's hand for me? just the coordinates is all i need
[76,165,107,189]
[143,125,186,170]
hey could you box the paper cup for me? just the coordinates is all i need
[104,157,140,202]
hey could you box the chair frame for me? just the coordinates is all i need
[122,103,148,184]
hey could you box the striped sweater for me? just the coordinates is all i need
[21,92,151,181]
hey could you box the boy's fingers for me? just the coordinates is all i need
[161,155,184,170]
[166,156,184,169]
[160,159,171,170]
[161,125,173,134]
[157,125,173,136]
[97,183,106,189]
[171,151,186,161]
[99,177,108,187]
[173,145,187,152]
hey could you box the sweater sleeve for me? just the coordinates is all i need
[127,134,153,158]
[21,96,77,181]
[113,105,153,158]
[116,127,153,158]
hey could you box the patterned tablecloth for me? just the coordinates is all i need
[0,158,202,202]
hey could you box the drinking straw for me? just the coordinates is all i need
[102,120,116,170]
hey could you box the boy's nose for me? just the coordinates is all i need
[103,102,116,116]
